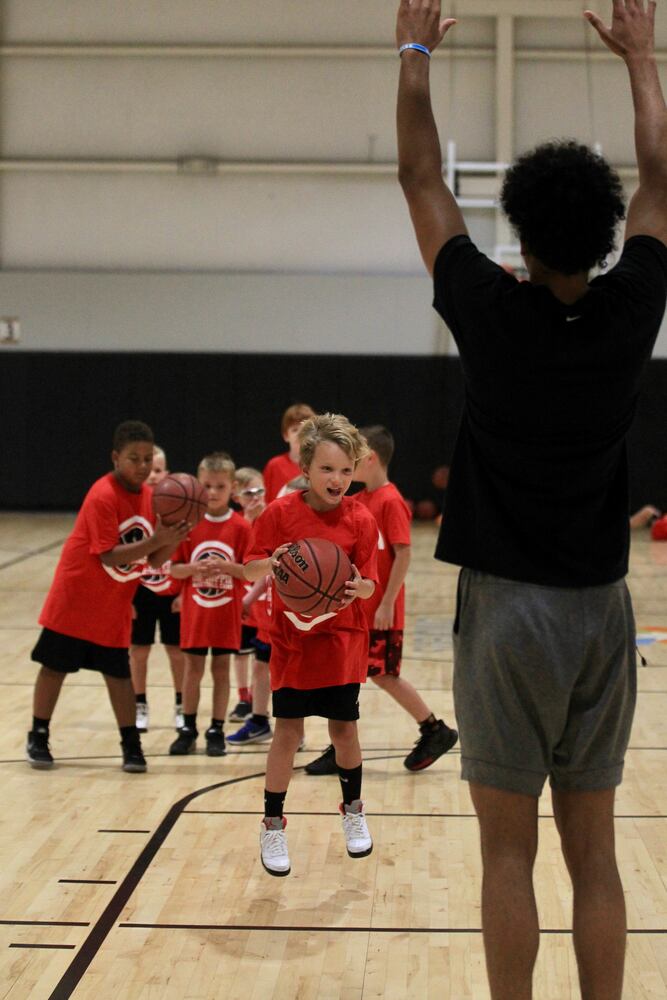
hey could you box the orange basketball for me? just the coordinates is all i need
[152,473,209,526]
[274,537,353,616]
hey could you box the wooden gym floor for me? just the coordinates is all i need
[1,512,666,999]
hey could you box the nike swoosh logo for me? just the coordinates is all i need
[566,316,582,322]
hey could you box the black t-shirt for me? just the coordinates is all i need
[433,234,667,586]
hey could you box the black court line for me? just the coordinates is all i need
[97,829,150,834]
[58,880,117,886]
[0,538,67,572]
[117,922,667,936]
[10,943,77,950]
[0,920,89,928]
[46,755,402,1000]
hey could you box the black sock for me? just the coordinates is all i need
[184,713,197,733]
[175,692,182,705]
[264,789,286,819]
[32,716,50,733]
[252,714,268,726]
[419,713,437,732]
[209,718,224,731]
[120,724,139,744]
[135,693,147,704]
[337,763,362,805]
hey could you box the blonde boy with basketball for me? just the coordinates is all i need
[305,424,458,774]
[244,413,379,876]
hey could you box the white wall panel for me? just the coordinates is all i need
[0,173,495,273]
[0,269,442,354]
[4,1,494,47]
[2,56,495,163]
[515,60,635,160]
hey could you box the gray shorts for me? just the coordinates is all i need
[453,569,637,796]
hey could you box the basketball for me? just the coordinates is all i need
[274,537,353,616]
[152,473,209,526]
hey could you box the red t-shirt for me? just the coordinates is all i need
[263,452,301,504]
[651,515,667,541]
[139,561,181,598]
[175,510,251,650]
[245,491,379,691]
[40,473,154,647]
[242,521,272,635]
[355,483,412,631]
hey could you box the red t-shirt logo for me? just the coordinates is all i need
[191,540,235,609]
[103,516,152,584]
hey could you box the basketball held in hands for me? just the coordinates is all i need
[274,537,353,616]
[152,473,209,526]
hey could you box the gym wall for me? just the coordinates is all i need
[2,1,667,511]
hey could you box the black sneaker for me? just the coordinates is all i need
[205,726,226,757]
[26,728,54,769]
[169,726,197,755]
[121,740,147,773]
[229,700,252,723]
[304,744,337,776]
[404,720,458,772]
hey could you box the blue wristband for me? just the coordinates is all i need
[399,43,431,59]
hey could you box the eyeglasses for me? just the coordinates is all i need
[241,487,265,497]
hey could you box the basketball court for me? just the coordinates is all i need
[2,514,665,999]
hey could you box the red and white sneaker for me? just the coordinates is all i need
[340,800,373,858]
[260,816,290,876]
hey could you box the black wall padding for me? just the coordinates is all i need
[1,352,664,515]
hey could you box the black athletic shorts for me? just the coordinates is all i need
[272,683,360,721]
[31,627,131,680]
[131,586,181,647]
[182,647,235,656]
[237,624,258,655]
[252,637,271,664]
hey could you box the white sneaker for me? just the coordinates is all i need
[174,704,184,730]
[260,816,290,876]
[135,702,149,732]
[340,800,373,858]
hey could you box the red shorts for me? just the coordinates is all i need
[367,629,403,678]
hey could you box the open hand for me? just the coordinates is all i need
[338,564,363,610]
[153,515,191,547]
[396,0,457,53]
[585,1,656,61]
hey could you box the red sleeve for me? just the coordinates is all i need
[651,515,667,541]
[263,457,281,505]
[383,497,412,548]
[245,505,279,562]
[237,519,252,560]
[84,493,123,556]
[353,509,379,583]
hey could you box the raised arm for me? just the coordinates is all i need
[586,1,667,244]
[396,0,468,275]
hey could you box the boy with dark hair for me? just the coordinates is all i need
[263,403,316,503]
[305,424,457,775]
[27,420,189,772]
[396,2,667,998]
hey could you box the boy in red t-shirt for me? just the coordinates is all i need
[227,467,273,745]
[130,445,185,733]
[27,421,190,772]
[306,426,458,775]
[169,452,251,757]
[263,403,316,503]
[245,413,379,876]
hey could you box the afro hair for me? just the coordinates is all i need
[500,140,626,275]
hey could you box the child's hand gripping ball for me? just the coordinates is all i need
[273,538,353,616]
